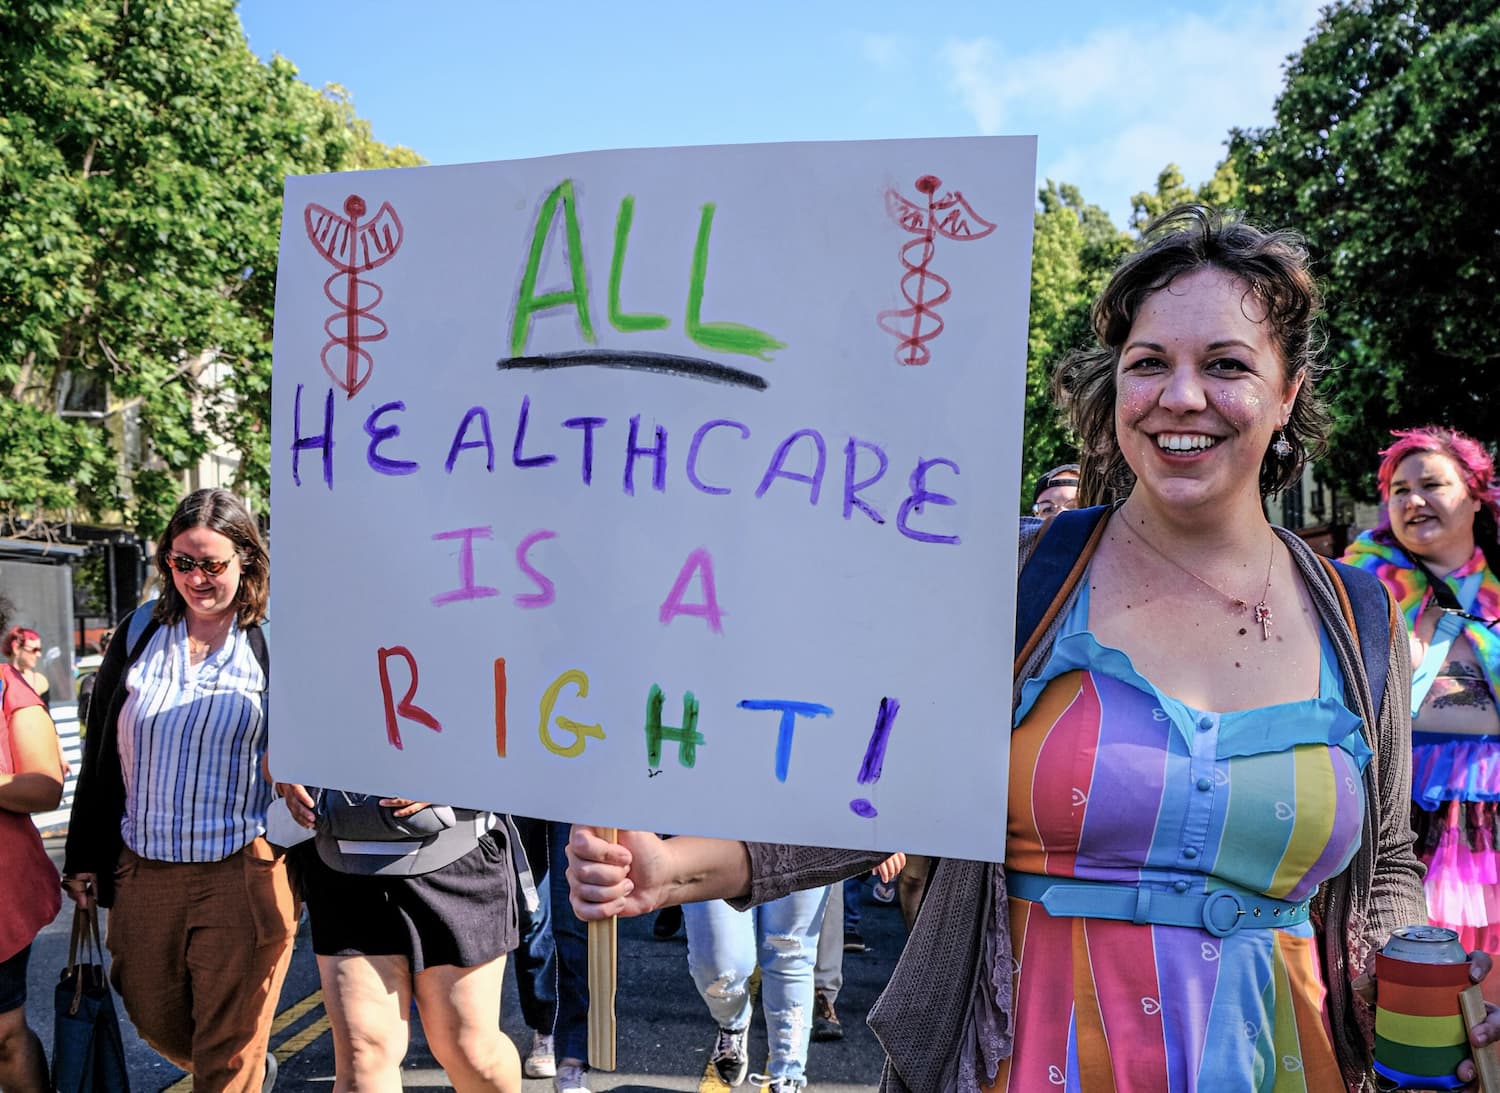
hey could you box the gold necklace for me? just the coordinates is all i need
[1127,524,1277,640]
[186,620,230,657]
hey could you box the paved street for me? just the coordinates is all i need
[26,837,903,1091]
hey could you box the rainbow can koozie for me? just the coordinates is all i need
[1374,925,1471,1091]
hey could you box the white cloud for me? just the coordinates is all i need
[942,0,1327,221]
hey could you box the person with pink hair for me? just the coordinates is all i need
[2,628,49,709]
[1343,426,1500,957]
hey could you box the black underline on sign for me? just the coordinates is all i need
[496,350,769,391]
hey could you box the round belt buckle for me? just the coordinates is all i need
[1201,890,1245,937]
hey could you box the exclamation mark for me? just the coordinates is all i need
[849,697,900,818]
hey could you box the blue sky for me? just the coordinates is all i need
[237,0,1327,228]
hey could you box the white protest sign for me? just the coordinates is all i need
[269,137,1035,861]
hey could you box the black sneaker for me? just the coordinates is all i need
[811,991,844,1042]
[843,930,866,953]
[652,905,683,940]
[710,1025,749,1085]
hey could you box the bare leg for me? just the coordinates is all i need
[0,1007,48,1093]
[414,956,520,1093]
[317,953,412,1093]
[898,854,931,932]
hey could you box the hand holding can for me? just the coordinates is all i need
[1372,925,1499,1092]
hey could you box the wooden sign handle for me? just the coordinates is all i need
[1460,985,1500,1093]
[586,827,618,1071]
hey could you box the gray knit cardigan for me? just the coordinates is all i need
[735,515,1424,1093]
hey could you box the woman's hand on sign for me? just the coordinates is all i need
[275,782,317,828]
[566,827,666,920]
[379,797,432,819]
[566,827,752,920]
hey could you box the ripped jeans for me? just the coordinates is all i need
[683,886,830,1083]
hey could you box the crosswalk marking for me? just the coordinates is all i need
[157,989,328,1090]
[270,989,324,1034]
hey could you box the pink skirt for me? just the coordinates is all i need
[1412,730,1500,953]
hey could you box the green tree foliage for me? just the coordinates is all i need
[0,1,413,538]
[1022,181,1129,509]
[1229,0,1500,496]
[1128,162,1242,236]
[322,83,426,170]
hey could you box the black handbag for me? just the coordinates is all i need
[51,905,130,1093]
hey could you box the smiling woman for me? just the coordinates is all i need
[1343,427,1500,972]
[564,208,1500,1093]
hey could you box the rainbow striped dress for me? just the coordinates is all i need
[990,589,1370,1092]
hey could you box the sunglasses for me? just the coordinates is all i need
[164,551,235,577]
[20,645,41,654]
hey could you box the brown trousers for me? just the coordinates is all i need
[106,837,298,1093]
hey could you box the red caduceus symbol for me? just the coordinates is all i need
[876,175,996,366]
[304,194,404,398]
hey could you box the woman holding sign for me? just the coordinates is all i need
[568,207,1500,1092]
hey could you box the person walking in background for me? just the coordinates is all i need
[568,207,1500,1090]
[0,595,64,1093]
[686,887,830,1093]
[510,818,591,1093]
[1030,462,1080,518]
[811,854,906,1043]
[1343,426,1500,964]
[811,882,846,1042]
[3,627,50,709]
[62,488,295,1093]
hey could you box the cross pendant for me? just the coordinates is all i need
[1254,601,1273,641]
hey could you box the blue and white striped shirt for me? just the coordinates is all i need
[117,619,272,862]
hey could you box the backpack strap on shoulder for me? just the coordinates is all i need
[1317,556,1395,720]
[124,600,160,663]
[1014,505,1112,675]
[247,619,269,682]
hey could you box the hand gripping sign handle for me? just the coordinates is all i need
[587,828,618,1071]
[1460,984,1500,1093]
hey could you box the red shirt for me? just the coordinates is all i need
[0,663,62,961]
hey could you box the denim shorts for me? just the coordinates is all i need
[0,943,32,1013]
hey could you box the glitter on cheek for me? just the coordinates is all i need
[1116,381,1157,421]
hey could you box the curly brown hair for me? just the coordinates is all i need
[1051,204,1329,503]
[152,488,269,627]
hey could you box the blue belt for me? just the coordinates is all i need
[1008,872,1312,938]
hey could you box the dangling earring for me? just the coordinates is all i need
[1272,429,1293,459]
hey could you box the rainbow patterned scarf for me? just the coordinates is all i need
[1342,530,1500,708]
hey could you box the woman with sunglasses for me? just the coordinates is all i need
[2,627,50,709]
[62,488,299,1092]
[1343,427,1500,974]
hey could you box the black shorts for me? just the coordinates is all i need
[302,831,518,974]
[0,943,32,1013]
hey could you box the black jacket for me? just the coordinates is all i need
[62,606,268,906]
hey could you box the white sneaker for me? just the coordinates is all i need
[524,1031,556,1079]
[554,1061,590,1093]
